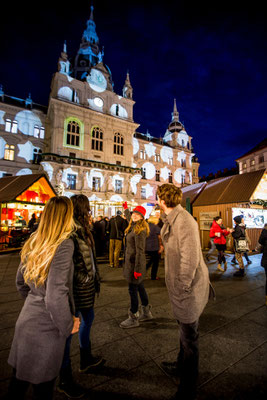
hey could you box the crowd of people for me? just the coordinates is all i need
[6,184,267,400]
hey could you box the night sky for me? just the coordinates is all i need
[1,0,266,177]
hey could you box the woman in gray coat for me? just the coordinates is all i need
[7,196,79,400]
[120,202,153,329]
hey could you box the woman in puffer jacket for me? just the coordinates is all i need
[209,216,231,272]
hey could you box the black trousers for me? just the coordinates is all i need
[128,282,149,314]
[176,320,199,398]
[7,369,55,400]
[146,250,160,279]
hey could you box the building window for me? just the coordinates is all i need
[67,174,76,190]
[92,177,101,191]
[141,167,146,179]
[40,127,45,139]
[91,126,103,151]
[34,125,39,138]
[156,170,160,181]
[168,172,173,183]
[141,187,146,199]
[168,157,173,166]
[4,144,15,161]
[5,119,11,132]
[193,169,196,177]
[140,150,143,159]
[115,179,122,194]
[66,120,80,147]
[11,121,18,133]
[259,155,264,163]
[243,162,247,169]
[114,132,124,155]
[251,159,255,166]
[69,152,76,158]
[181,159,186,167]
[154,153,160,162]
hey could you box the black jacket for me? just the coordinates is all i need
[109,215,128,240]
[259,227,267,267]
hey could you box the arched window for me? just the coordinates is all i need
[91,126,103,151]
[67,120,80,147]
[4,144,15,161]
[113,132,124,155]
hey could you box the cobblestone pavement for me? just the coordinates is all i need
[0,251,266,399]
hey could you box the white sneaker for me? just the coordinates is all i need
[120,311,140,329]
[139,304,154,321]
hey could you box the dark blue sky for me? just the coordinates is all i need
[1,0,266,177]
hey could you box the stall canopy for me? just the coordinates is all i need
[0,174,56,204]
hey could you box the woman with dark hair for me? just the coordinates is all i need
[119,202,153,329]
[58,195,102,398]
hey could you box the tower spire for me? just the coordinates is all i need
[172,98,179,122]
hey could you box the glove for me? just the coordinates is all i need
[134,272,142,279]
[122,201,128,210]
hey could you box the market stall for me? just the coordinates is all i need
[0,173,56,248]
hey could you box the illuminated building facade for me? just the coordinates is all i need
[0,6,200,217]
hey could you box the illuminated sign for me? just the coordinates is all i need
[232,207,267,229]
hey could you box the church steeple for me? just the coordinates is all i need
[123,71,133,99]
[168,99,184,133]
[172,98,179,121]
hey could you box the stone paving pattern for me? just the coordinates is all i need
[0,251,266,399]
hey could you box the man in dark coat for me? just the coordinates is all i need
[109,211,128,268]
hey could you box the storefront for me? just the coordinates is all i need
[182,169,267,250]
[0,173,56,248]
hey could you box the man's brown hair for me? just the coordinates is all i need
[157,184,182,208]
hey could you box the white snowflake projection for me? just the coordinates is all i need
[132,137,139,155]
[109,194,124,202]
[110,104,128,119]
[132,162,137,168]
[177,130,189,148]
[59,60,71,76]
[88,194,101,201]
[62,168,78,186]
[16,168,32,176]
[0,171,7,178]
[57,86,73,101]
[87,98,103,111]
[163,129,173,143]
[130,174,142,194]
[142,183,154,199]
[17,141,40,163]
[160,166,171,181]
[142,162,155,180]
[174,168,185,184]
[189,154,195,166]
[177,151,186,164]
[144,142,156,159]
[0,110,5,125]
[86,169,104,189]
[0,136,7,158]
[15,110,42,136]
[41,162,54,181]
[64,191,75,198]
[111,174,124,189]
[189,172,192,183]
[160,146,173,163]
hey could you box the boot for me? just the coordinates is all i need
[79,344,103,373]
[233,268,245,277]
[217,264,224,272]
[57,364,85,398]
[119,310,140,329]
[224,261,227,271]
[138,304,153,321]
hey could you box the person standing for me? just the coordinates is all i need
[257,223,267,305]
[232,215,249,277]
[209,216,231,272]
[119,202,153,328]
[145,213,163,280]
[58,194,102,398]
[157,184,211,400]
[109,211,128,268]
[205,219,217,262]
[7,197,79,400]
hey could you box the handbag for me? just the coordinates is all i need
[235,238,249,252]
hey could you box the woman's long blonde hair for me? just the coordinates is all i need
[125,217,150,237]
[21,196,75,287]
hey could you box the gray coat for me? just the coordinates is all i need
[161,205,211,324]
[8,239,75,384]
[123,209,147,284]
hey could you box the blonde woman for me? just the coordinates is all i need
[7,196,79,400]
[120,202,153,328]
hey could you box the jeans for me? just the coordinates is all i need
[128,282,149,314]
[61,307,95,369]
[8,369,55,400]
[177,320,199,397]
[146,250,160,279]
[232,251,249,263]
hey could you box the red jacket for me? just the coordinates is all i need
[209,220,229,245]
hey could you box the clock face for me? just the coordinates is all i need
[93,97,103,107]
[87,69,107,93]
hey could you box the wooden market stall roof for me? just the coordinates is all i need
[0,174,56,203]
[192,169,266,207]
[181,182,207,207]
